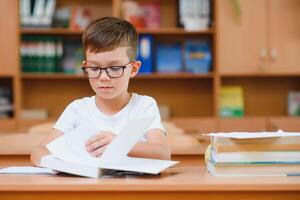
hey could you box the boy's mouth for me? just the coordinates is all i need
[98,86,113,90]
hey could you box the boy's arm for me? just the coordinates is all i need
[128,129,171,160]
[30,129,63,167]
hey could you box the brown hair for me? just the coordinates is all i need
[82,17,138,61]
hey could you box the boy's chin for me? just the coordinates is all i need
[95,93,118,100]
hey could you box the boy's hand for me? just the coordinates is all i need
[85,131,116,157]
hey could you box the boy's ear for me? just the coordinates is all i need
[130,61,142,78]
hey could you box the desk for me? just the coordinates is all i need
[0,156,299,200]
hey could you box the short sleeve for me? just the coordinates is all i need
[143,98,166,134]
[53,103,80,134]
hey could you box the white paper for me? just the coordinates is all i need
[46,117,156,166]
[204,130,300,139]
[47,126,100,167]
[0,166,57,174]
[100,117,156,162]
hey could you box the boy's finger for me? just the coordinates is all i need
[85,133,106,146]
[91,145,107,157]
[86,138,109,152]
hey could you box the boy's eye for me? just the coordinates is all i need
[109,66,122,71]
[89,67,99,71]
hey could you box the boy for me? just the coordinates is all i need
[31,17,171,166]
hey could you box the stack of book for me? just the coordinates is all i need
[205,131,300,176]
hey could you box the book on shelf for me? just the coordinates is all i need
[204,131,300,176]
[21,35,63,73]
[288,91,300,116]
[219,86,244,118]
[69,6,92,30]
[40,117,178,178]
[0,86,13,118]
[62,39,83,74]
[140,1,161,29]
[52,6,71,28]
[178,0,211,31]
[122,0,161,29]
[183,40,211,74]
[155,42,182,73]
[21,109,48,120]
[137,35,153,73]
[20,0,56,27]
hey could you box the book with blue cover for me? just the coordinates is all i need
[184,40,211,73]
[137,34,153,73]
[155,42,182,72]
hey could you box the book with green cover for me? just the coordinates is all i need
[219,86,244,117]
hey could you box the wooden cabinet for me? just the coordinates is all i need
[269,0,300,73]
[0,0,19,76]
[215,0,300,132]
[217,0,267,74]
[0,0,20,132]
[217,0,300,74]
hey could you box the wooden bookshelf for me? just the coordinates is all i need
[1,0,300,134]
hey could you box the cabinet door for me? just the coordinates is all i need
[269,0,300,73]
[217,0,268,74]
[0,0,19,75]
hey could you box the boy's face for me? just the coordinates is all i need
[84,47,140,100]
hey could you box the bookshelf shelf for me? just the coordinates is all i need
[21,28,215,35]
[21,72,213,80]
[21,28,84,35]
[221,73,300,78]
[0,74,15,77]
[135,72,213,79]
[21,73,85,79]
[137,28,215,35]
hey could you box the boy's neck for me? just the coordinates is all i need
[95,92,132,115]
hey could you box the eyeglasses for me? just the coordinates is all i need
[82,61,133,79]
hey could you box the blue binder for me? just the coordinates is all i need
[137,35,153,73]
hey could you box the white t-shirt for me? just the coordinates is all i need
[53,93,165,141]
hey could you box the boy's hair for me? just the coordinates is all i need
[82,17,138,61]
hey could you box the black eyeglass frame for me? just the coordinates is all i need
[81,61,134,79]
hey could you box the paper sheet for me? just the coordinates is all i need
[204,130,300,139]
[46,117,156,166]
[0,166,57,174]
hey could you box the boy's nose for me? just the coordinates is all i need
[98,70,110,81]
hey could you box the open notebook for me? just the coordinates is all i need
[40,117,178,178]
